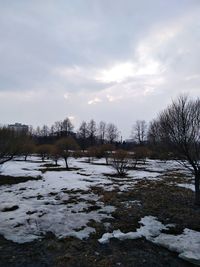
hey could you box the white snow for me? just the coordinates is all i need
[98,216,170,244]
[99,216,200,265]
[0,159,42,177]
[154,228,200,265]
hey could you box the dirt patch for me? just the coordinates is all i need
[2,205,19,212]
[0,175,42,186]
[109,179,200,233]
[103,172,130,178]
[39,167,81,173]
[41,163,61,168]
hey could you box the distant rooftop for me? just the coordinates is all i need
[8,123,29,132]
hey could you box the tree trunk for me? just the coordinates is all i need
[64,157,69,169]
[194,172,200,206]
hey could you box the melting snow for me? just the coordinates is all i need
[99,216,200,265]
[0,156,196,254]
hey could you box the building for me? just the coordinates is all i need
[8,123,29,133]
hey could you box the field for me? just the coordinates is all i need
[0,156,199,267]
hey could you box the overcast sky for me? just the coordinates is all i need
[0,0,200,138]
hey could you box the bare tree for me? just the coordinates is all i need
[109,150,129,176]
[35,126,42,137]
[28,125,34,136]
[50,125,56,136]
[49,145,60,166]
[41,125,50,137]
[0,127,23,165]
[36,144,52,162]
[87,119,97,146]
[130,146,150,168]
[98,121,106,144]
[55,137,79,169]
[20,137,36,161]
[86,146,99,163]
[147,120,160,145]
[106,123,119,144]
[53,121,63,136]
[132,120,147,144]
[77,121,88,150]
[99,144,115,165]
[155,95,200,206]
[62,117,74,135]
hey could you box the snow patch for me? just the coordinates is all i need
[99,216,200,265]
[98,216,169,244]
[154,228,200,265]
[177,183,195,192]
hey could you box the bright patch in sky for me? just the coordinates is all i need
[88,97,102,105]
[97,62,135,83]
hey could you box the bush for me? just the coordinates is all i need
[108,149,129,176]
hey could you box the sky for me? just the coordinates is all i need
[0,0,200,138]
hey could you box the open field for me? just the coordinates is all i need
[0,156,199,267]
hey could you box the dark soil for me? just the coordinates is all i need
[2,205,19,212]
[0,234,194,267]
[0,175,42,186]
[39,167,81,173]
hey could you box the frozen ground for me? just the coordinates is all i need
[0,156,198,265]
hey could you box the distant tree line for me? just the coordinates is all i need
[0,95,199,205]
[30,118,122,149]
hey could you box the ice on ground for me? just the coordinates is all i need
[99,216,200,265]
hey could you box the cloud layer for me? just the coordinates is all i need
[0,0,200,137]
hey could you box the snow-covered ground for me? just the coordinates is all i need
[0,156,198,265]
[0,157,116,243]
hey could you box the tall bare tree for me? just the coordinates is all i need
[62,117,74,135]
[132,120,147,144]
[155,95,200,206]
[55,137,79,169]
[147,120,160,145]
[41,125,49,137]
[0,127,25,165]
[106,123,119,144]
[78,121,88,150]
[98,121,106,144]
[87,119,97,146]
[53,121,63,136]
